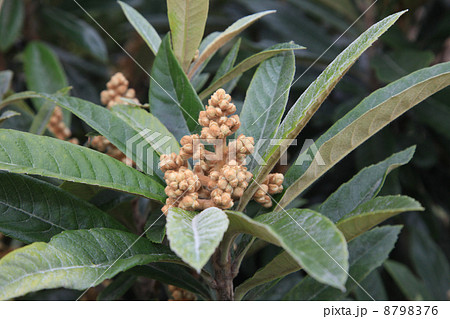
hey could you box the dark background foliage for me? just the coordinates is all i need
[1,0,449,300]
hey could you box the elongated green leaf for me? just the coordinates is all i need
[211,39,241,83]
[409,228,450,300]
[35,93,163,179]
[0,228,178,300]
[0,0,24,52]
[167,0,208,71]
[227,209,348,291]
[119,1,161,55]
[283,226,401,300]
[0,129,166,202]
[59,181,102,201]
[353,270,387,301]
[0,91,42,111]
[189,10,276,78]
[237,44,295,170]
[24,42,71,126]
[130,264,211,299]
[320,147,415,222]
[166,207,229,272]
[0,171,125,243]
[111,104,180,155]
[240,11,407,210]
[0,110,19,124]
[278,62,450,209]
[337,196,423,241]
[97,273,136,301]
[145,209,166,243]
[41,7,107,62]
[199,43,303,100]
[149,35,204,141]
[384,260,431,301]
[0,70,13,98]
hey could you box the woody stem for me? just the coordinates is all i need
[212,232,235,300]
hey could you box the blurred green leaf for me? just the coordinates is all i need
[283,225,401,300]
[167,0,208,72]
[0,110,19,124]
[320,147,416,222]
[384,260,431,301]
[149,35,204,141]
[167,207,229,272]
[279,62,450,209]
[0,70,13,98]
[119,1,161,55]
[0,129,166,202]
[211,38,241,83]
[0,171,125,243]
[0,0,24,52]
[0,228,178,300]
[353,270,387,301]
[97,273,136,301]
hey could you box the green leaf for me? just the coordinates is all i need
[189,10,276,78]
[409,228,450,300]
[149,35,204,141]
[0,129,166,202]
[97,273,136,301]
[237,44,295,169]
[130,263,211,299]
[0,91,42,111]
[118,1,161,55]
[320,147,416,222]
[111,104,180,155]
[199,43,304,100]
[353,270,387,301]
[384,260,431,301]
[24,42,71,126]
[167,0,208,72]
[278,61,450,209]
[336,195,423,241]
[227,209,348,293]
[0,110,19,124]
[59,181,102,201]
[0,0,24,52]
[240,11,407,210]
[41,7,107,62]
[145,210,166,243]
[166,207,229,272]
[283,226,402,300]
[0,70,13,98]
[0,228,178,300]
[35,94,163,179]
[211,39,241,83]
[0,171,126,243]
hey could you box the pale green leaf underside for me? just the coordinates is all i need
[0,129,166,202]
[0,228,178,300]
[283,226,401,300]
[279,61,450,209]
[227,209,348,290]
[167,0,209,72]
[240,11,406,210]
[320,146,416,222]
[166,207,229,272]
[119,1,161,55]
[189,10,276,78]
[199,43,303,100]
[0,171,125,243]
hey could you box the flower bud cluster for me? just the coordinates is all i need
[168,285,197,301]
[100,72,139,109]
[48,107,79,144]
[252,173,284,208]
[159,88,284,215]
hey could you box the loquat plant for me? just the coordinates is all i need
[0,0,449,301]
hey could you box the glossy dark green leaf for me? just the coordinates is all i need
[0,171,125,243]
[167,207,229,272]
[0,129,166,202]
[119,1,161,55]
[283,226,401,300]
[145,209,166,244]
[0,228,178,300]
[279,62,450,209]
[384,260,431,301]
[320,147,415,222]
[97,273,136,301]
[149,35,204,141]
[353,270,387,301]
[0,0,24,52]
[211,39,241,83]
